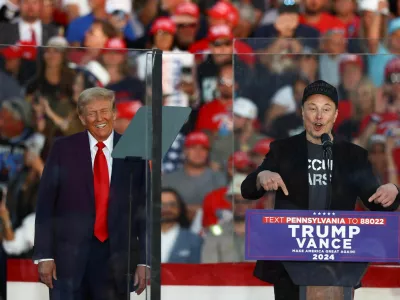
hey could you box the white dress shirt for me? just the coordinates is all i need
[19,19,42,45]
[161,224,180,263]
[88,130,113,182]
[3,213,35,255]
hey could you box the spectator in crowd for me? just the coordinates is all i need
[101,38,145,103]
[382,56,400,114]
[34,61,110,143]
[195,62,234,134]
[364,1,397,87]
[0,45,23,84]
[202,151,254,229]
[0,69,22,102]
[210,97,263,171]
[0,0,19,23]
[68,19,117,65]
[267,74,309,131]
[0,0,59,46]
[337,54,364,101]
[0,99,34,187]
[201,173,257,263]
[66,0,136,46]
[248,138,274,167]
[25,36,74,108]
[161,188,203,263]
[254,2,320,50]
[196,25,235,104]
[162,131,227,222]
[299,0,345,33]
[336,77,377,141]
[190,1,254,66]
[1,149,42,257]
[113,100,142,134]
[319,25,348,87]
[62,0,90,22]
[171,2,201,51]
[333,0,360,38]
[41,0,57,26]
[367,134,399,185]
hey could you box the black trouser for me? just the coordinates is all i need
[273,272,300,300]
[50,237,127,300]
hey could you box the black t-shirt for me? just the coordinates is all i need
[308,141,332,209]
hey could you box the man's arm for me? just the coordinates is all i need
[354,149,399,211]
[33,140,61,261]
[241,141,279,200]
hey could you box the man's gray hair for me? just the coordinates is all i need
[77,87,116,115]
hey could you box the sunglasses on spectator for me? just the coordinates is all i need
[177,23,197,29]
[211,40,232,47]
[219,77,233,86]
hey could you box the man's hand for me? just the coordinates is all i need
[257,171,289,195]
[38,260,56,289]
[368,184,399,207]
[134,265,150,295]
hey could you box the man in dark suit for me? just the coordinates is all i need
[33,87,149,300]
[0,0,58,46]
[241,80,400,300]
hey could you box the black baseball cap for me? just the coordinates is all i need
[302,80,339,108]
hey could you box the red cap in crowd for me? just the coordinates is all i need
[184,132,210,149]
[208,24,233,42]
[385,57,400,84]
[150,17,177,35]
[172,2,200,23]
[1,45,22,60]
[16,40,37,61]
[228,151,252,171]
[103,38,128,54]
[208,1,239,27]
[251,138,274,156]
[116,101,143,120]
[339,54,364,74]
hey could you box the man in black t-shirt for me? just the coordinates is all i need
[241,80,400,300]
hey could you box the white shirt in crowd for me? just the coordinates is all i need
[62,0,90,17]
[19,19,42,45]
[271,85,297,113]
[161,224,180,263]
[3,213,35,255]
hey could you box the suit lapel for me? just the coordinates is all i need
[110,132,121,188]
[294,131,309,208]
[76,131,95,201]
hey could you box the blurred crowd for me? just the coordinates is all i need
[1,0,400,298]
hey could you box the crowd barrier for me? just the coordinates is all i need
[6,260,400,300]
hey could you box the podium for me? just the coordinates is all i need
[245,209,400,300]
[282,261,367,300]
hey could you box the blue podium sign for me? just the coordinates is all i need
[245,210,400,262]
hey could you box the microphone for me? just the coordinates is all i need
[321,133,333,151]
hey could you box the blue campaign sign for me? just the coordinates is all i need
[245,210,400,262]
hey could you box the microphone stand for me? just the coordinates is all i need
[323,147,333,210]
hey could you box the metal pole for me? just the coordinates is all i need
[150,48,163,300]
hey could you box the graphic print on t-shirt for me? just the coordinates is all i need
[308,158,333,186]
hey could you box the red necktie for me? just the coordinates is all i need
[31,28,37,45]
[93,142,110,242]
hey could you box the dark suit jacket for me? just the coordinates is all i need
[241,131,400,284]
[33,131,148,293]
[0,22,58,46]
